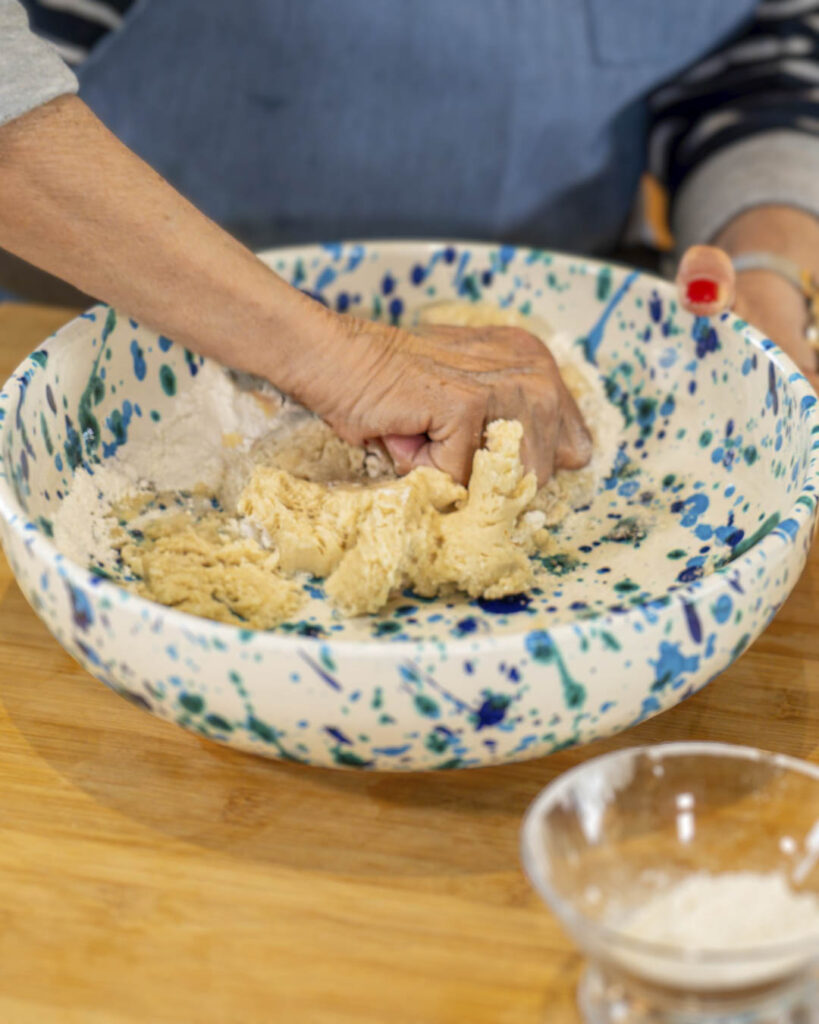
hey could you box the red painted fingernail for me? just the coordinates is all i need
[686,278,719,304]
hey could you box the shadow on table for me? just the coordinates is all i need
[1,581,817,879]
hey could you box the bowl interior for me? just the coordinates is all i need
[2,243,816,650]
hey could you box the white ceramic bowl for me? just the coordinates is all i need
[1,242,817,770]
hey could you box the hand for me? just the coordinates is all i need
[290,316,593,486]
[675,206,819,390]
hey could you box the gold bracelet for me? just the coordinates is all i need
[732,251,819,350]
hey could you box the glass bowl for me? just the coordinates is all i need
[521,742,819,1023]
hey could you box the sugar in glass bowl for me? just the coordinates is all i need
[521,742,819,1023]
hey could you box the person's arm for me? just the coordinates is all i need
[645,0,819,377]
[0,95,591,484]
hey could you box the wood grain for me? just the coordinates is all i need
[0,303,817,1024]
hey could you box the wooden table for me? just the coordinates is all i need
[1,303,818,1024]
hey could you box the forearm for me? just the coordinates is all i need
[0,95,341,394]
[714,204,819,275]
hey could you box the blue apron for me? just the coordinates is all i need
[77,0,757,253]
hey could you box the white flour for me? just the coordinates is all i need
[610,871,819,991]
[52,359,281,570]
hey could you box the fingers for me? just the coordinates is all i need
[555,386,593,471]
[677,245,735,316]
[382,433,427,475]
[519,404,558,484]
[419,396,486,485]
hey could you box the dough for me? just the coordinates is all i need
[117,510,304,629]
[113,421,551,625]
[240,420,547,617]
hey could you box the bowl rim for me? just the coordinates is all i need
[1,240,817,655]
[519,740,819,965]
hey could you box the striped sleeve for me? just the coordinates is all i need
[18,0,133,67]
[646,0,819,251]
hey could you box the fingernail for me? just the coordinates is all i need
[686,278,719,304]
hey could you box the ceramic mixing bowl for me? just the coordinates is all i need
[1,242,817,770]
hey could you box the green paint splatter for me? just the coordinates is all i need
[39,413,53,455]
[150,410,161,422]
[159,365,177,396]
[425,730,449,754]
[179,692,204,713]
[743,445,758,465]
[30,350,48,368]
[36,516,53,537]
[526,631,586,710]
[731,633,751,660]
[461,274,480,300]
[205,714,232,731]
[667,549,686,560]
[614,578,639,593]
[603,517,646,543]
[373,620,401,636]
[699,430,713,447]
[108,408,127,445]
[372,687,383,710]
[662,473,676,488]
[540,553,579,576]
[719,513,780,565]
[102,307,116,339]
[596,267,612,302]
[600,631,621,651]
[332,748,371,768]
[414,694,440,717]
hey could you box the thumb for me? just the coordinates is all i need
[676,245,736,316]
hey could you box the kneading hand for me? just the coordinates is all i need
[289,315,593,486]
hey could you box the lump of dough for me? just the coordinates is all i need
[120,516,304,629]
[239,461,464,590]
[416,300,554,343]
[239,420,543,617]
[413,420,539,599]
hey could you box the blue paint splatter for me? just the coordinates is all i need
[712,594,732,623]
[582,270,639,364]
[682,602,702,643]
[129,340,146,381]
[298,651,342,691]
[651,642,700,692]
[67,583,94,630]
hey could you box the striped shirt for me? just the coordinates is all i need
[18,0,133,67]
